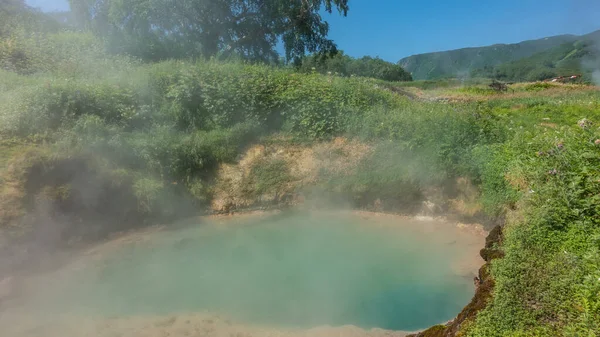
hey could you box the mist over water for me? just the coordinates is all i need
[14,211,482,332]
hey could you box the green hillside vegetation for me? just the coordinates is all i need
[299,51,413,82]
[1,2,600,337]
[399,31,600,80]
[472,36,600,82]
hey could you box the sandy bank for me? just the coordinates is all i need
[0,312,411,337]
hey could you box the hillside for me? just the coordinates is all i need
[472,30,600,82]
[399,31,600,80]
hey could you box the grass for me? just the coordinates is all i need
[248,158,292,197]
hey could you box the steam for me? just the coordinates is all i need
[569,0,600,85]
[593,70,600,86]
[456,70,471,86]
[582,46,600,86]
[588,33,600,86]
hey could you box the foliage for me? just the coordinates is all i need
[0,58,402,139]
[68,0,349,63]
[299,51,412,81]
[0,1,66,73]
[461,96,600,337]
[0,31,405,221]
[523,82,559,92]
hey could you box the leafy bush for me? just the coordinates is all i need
[299,51,413,82]
[0,80,139,136]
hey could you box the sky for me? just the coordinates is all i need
[26,0,600,62]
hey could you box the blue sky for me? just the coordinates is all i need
[27,0,600,62]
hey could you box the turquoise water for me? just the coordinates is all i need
[39,212,477,331]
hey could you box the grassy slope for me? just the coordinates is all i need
[465,91,600,336]
[1,18,600,337]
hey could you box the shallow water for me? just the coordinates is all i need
[14,211,483,332]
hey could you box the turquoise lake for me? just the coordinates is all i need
[26,211,483,332]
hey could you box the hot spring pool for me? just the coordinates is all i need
[7,211,485,333]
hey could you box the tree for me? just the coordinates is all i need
[68,0,349,62]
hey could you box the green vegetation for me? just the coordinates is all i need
[391,78,489,90]
[399,33,581,80]
[299,51,412,82]
[2,2,600,337]
[68,0,349,63]
[472,36,600,82]
[400,30,600,81]
[247,158,292,197]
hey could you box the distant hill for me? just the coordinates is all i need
[399,31,600,80]
[472,30,600,82]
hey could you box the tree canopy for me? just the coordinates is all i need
[299,51,413,82]
[68,0,349,62]
[1,0,66,73]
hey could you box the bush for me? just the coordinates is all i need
[299,52,413,82]
[0,80,139,136]
[524,82,558,92]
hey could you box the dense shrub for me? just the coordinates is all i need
[523,82,558,91]
[299,52,413,82]
[1,58,403,140]
[0,80,139,136]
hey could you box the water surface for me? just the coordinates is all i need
[19,211,484,332]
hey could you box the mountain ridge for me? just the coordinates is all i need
[399,30,600,80]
